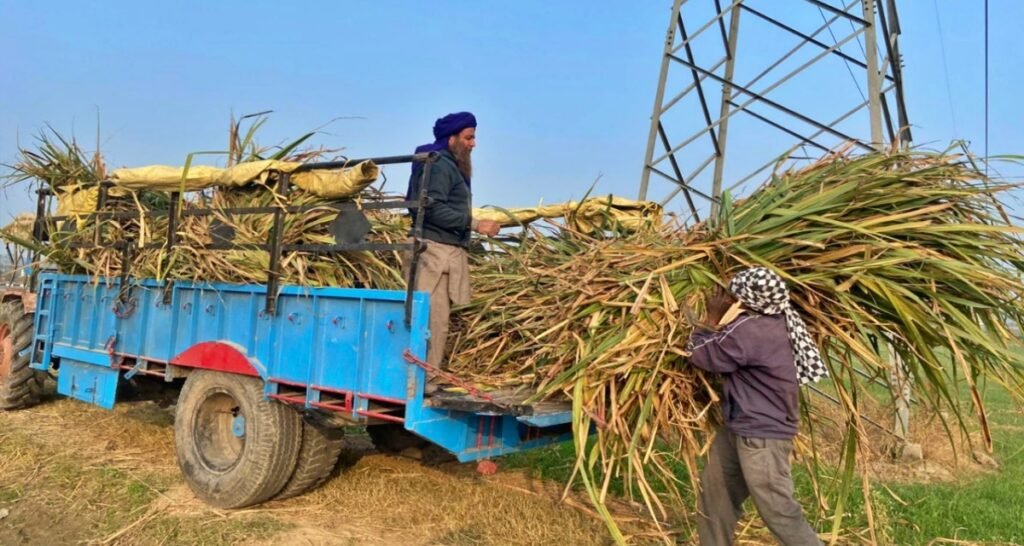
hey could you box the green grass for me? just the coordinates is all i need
[504,440,577,484]
[884,383,1023,544]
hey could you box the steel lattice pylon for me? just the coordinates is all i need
[639,0,910,222]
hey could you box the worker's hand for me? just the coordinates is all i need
[702,286,736,328]
[475,220,501,237]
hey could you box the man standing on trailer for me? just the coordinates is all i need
[405,112,500,389]
[687,267,826,546]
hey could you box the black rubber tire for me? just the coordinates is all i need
[274,417,345,500]
[174,370,301,508]
[0,300,44,410]
[367,423,429,453]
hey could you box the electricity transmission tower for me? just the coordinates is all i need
[639,0,910,223]
[640,0,917,448]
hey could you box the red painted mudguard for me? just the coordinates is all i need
[170,341,260,377]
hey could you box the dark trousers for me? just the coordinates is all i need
[697,429,821,546]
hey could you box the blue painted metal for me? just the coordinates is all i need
[123,359,146,380]
[51,344,111,367]
[30,272,574,462]
[55,358,119,409]
[517,412,573,428]
[231,415,246,438]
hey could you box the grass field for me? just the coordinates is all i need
[883,382,1023,544]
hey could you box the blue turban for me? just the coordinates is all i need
[408,112,476,200]
[432,111,477,143]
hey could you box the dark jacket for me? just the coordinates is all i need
[687,313,800,439]
[408,150,472,247]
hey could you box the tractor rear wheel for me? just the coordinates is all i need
[0,300,44,410]
[174,370,301,508]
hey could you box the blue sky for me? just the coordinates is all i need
[2,1,1021,223]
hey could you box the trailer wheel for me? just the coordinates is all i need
[274,417,345,500]
[174,370,301,508]
[0,300,44,410]
[367,423,429,453]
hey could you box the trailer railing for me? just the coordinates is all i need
[29,152,439,327]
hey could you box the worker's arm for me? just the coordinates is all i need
[686,319,750,374]
[423,166,471,231]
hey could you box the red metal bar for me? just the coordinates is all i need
[310,386,353,411]
[476,416,484,450]
[356,392,406,405]
[355,410,405,424]
[489,415,497,448]
[269,394,306,405]
[312,384,352,396]
[311,401,351,413]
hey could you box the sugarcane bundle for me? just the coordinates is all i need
[1,214,35,277]
[159,185,411,287]
[0,214,34,241]
[474,195,664,233]
[110,157,381,199]
[448,148,1024,541]
[13,185,410,289]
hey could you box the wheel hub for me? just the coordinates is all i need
[193,391,246,473]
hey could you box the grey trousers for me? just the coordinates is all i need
[697,429,822,546]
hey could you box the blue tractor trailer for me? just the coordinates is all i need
[0,153,573,508]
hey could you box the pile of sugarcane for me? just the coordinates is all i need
[1,123,414,289]
[446,148,1024,541]
[6,126,1024,542]
[39,186,411,288]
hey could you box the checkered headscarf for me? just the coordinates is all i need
[729,267,829,385]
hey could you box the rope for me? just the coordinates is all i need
[401,349,511,410]
[816,5,866,102]
[984,0,990,175]
[932,0,960,137]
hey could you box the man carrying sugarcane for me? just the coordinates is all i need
[687,267,827,546]
[405,112,500,390]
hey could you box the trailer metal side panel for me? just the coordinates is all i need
[33,273,430,407]
[31,272,573,462]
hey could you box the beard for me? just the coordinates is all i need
[449,141,473,180]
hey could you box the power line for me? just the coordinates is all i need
[984,0,990,175]
[816,5,866,102]
[845,7,868,61]
[931,0,959,138]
